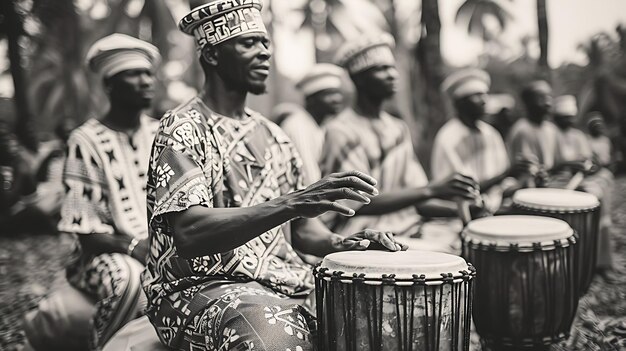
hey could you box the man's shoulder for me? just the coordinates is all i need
[158,97,210,133]
[68,118,104,143]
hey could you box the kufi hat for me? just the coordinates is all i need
[335,33,396,75]
[86,33,160,78]
[524,80,553,95]
[296,64,344,97]
[179,0,267,49]
[554,95,578,117]
[441,68,490,99]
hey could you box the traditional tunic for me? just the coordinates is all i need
[506,118,559,169]
[431,118,510,211]
[280,107,324,186]
[142,97,315,350]
[58,115,158,348]
[321,109,427,237]
[552,127,615,269]
[589,134,612,166]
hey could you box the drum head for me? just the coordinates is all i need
[513,188,599,210]
[464,215,573,246]
[320,250,470,280]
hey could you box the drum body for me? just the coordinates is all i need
[314,251,475,351]
[463,216,578,349]
[512,188,600,293]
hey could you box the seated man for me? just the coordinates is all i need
[507,80,559,184]
[586,112,614,170]
[433,69,530,212]
[552,95,614,272]
[321,33,479,241]
[141,2,419,350]
[280,63,345,186]
[53,34,160,349]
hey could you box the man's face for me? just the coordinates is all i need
[309,88,344,116]
[554,114,574,129]
[215,33,272,95]
[456,92,487,122]
[107,68,155,109]
[354,64,398,100]
[527,90,553,122]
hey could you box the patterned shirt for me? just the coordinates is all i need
[142,97,314,339]
[321,109,428,236]
[58,115,158,239]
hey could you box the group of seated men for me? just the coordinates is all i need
[21,0,614,350]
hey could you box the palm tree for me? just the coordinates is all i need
[415,0,445,171]
[455,0,512,42]
[536,0,549,79]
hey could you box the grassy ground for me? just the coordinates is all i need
[1,179,625,350]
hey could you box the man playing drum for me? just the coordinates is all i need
[140,1,477,350]
[432,69,533,213]
[321,34,479,243]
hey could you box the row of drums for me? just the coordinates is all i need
[314,188,601,350]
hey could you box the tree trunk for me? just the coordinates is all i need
[415,0,446,175]
[536,0,550,80]
[0,0,38,151]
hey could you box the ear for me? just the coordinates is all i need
[103,77,113,95]
[200,46,219,67]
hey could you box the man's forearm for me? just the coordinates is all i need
[415,199,458,218]
[479,168,510,192]
[169,197,295,258]
[356,187,434,216]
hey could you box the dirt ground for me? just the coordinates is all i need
[1,179,625,350]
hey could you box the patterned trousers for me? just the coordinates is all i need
[159,281,315,351]
[67,253,147,350]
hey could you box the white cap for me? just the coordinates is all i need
[554,95,578,117]
[86,33,160,78]
[441,68,490,99]
[296,64,344,97]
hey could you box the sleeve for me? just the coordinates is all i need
[58,133,114,235]
[431,129,456,181]
[320,125,370,177]
[489,127,510,173]
[399,123,428,187]
[147,114,216,227]
[281,115,321,186]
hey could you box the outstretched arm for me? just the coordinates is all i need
[168,171,379,259]
[355,173,479,216]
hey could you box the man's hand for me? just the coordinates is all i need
[333,229,408,252]
[428,173,479,201]
[510,157,539,178]
[130,238,150,265]
[285,171,379,218]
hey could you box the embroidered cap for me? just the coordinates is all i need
[179,0,267,49]
[335,33,396,75]
[441,68,491,99]
[296,64,344,97]
[86,33,160,78]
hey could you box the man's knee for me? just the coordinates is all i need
[217,301,314,351]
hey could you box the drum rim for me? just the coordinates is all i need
[462,234,576,252]
[512,202,599,213]
[512,188,600,211]
[317,250,472,283]
[464,215,574,244]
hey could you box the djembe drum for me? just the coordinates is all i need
[314,251,475,351]
[512,188,600,293]
[463,216,578,350]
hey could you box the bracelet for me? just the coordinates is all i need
[127,238,140,256]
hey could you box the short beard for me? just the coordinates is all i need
[247,82,267,95]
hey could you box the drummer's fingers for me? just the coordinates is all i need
[340,238,370,251]
[384,231,403,251]
[365,230,398,251]
[329,171,377,186]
